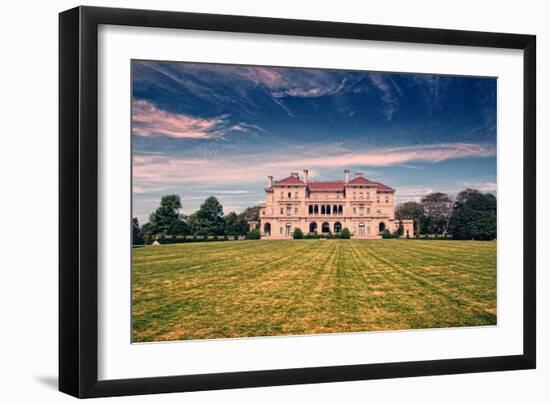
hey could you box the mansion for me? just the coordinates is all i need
[258,170,413,239]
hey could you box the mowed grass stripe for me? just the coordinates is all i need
[132,240,496,342]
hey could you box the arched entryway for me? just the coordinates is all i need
[263,222,271,236]
[378,222,386,233]
[334,222,342,233]
[309,222,318,233]
[321,222,330,233]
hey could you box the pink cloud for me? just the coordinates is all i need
[132,100,225,139]
[132,142,496,194]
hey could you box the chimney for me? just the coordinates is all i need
[344,169,350,184]
[303,169,309,184]
[290,172,299,178]
[268,176,273,187]
[355,172,364,178]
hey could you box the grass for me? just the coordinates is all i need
[132,239,496,342]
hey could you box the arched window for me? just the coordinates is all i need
[309,222,317,233]
[314,205,319,214]
[263,223,271,236]
[379,222,386,233]
[333,205,338,215]
[359,223,365,235]
[334,222,342,233]
[285,223,292,236]
[321,205,326,215]
[308,205,313,214]
[338,205,343,215]
[321,222,330,233]
[326,205,331,215]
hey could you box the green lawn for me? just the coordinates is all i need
[132,239,496,342]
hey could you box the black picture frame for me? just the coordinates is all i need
[59,6,536,398]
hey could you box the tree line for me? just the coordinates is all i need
[133,194,259,245]
[395,188,496,240]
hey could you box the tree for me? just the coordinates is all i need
[189,196,225,236]
[246,228,261,240]
[239,206,260,222]
[421,192,454,236]
[450,189,496,240]
[341,228,351,239]
[132,217,144,245]
[293,228,304,239]
[148,194,183,235]
[395,202,424,235]
[224,212,249,236]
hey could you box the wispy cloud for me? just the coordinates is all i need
[133,142,496,193]
[369,73,400,121]
[132,100,256,139]
[463,181,497,193]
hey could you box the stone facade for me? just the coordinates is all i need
[259,170,413,239]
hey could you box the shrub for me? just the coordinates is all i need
[341,228,351,239]
[293,228,304,239]
[246,228,261,240]
[382,229,393,239]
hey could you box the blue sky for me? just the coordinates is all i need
[132,60,496,224]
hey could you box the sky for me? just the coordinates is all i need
[132,60,497,224]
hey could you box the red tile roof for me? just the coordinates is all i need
[308,181,345,191]
[274,175,305,185]
[373,181,394,192]
[348,176,377,186]
[272,174,394,192]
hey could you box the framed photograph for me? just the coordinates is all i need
[59,6,536,398]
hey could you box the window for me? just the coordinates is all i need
[294,207,298,214]
[359,223,365,235]
[280,192,284,199]
[288,192,291,198]
[286,205,292,215]
[359,192,363,199]
[280,227,283,234]
[280,207,284,215]
[295,192,299,199]
[385,197,389,203]
[353,191,356,199]
[285,223,292,236]
[359,206,364,216]
[367,207,371,215]
[353,207,357,215]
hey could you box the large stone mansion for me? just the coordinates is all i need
[259,170,413,239]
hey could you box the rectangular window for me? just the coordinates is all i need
[280,192,284,199]
[359,206,364,215]
[385,197,389,203]
[280,207,284,215]
[353,192,356,199]
[287,206,292,215]
[295,192,299,199]
[353,207,357,214]
[294,207,298,214]
[367,207,371,215]
[359,192,363,199]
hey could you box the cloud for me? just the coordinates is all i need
[463,181,497,193]
[132,142,496,193]
[132,100,256,139]
[369,73,399,121]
